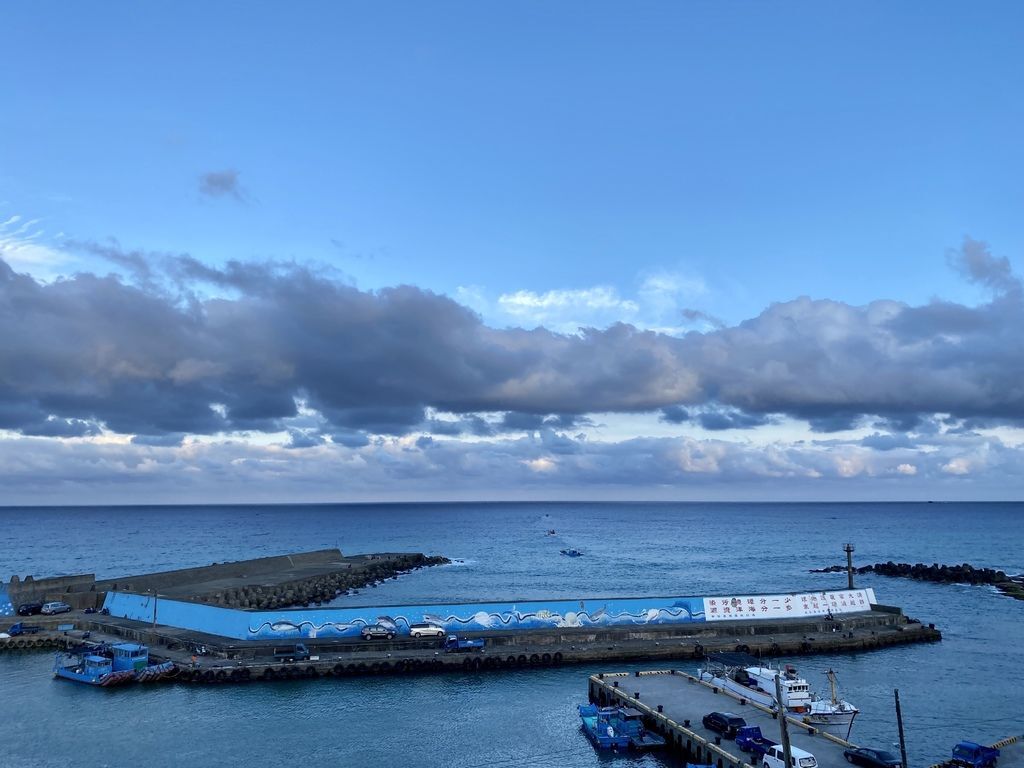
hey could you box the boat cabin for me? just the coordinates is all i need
[81,654,113,677]
[111,643,149,672]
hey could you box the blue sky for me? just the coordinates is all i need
[2,3,1024,503]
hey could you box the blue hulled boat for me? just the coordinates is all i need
[53,651,136,687]
[578,704,666,751]
[53,642,176,687]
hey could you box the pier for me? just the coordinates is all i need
[1,549,942,683]
[588,669,856,768]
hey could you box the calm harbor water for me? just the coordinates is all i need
[1,502,1021,768]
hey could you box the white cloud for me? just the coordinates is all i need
[499,286,634,317]
[941,457,971,475]
[522,457,558,473]
[0,214,69,277]
[895,463,918,475]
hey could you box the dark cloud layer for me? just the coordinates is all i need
[2,238,1023,444]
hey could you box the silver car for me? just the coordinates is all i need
[360,624,394,640]
[409,623,445,638]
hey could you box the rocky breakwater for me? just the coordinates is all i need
[197,554,450,610]
[811,561,1024,601]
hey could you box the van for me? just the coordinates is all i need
[41,601,72,615]
[763,745,818,768]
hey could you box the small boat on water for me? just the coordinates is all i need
[578,704,666,751]
[53,642,176,687]
[699,653,859,738]
[560,548,583,557]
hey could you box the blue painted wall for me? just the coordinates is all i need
[103,592,707,640]
[0,582,13,618]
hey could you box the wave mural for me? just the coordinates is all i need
[102,589,875,642]
[243,597,707,639]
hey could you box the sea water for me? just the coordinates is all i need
[0,502,1021,768]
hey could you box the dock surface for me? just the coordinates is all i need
[589,669,858,768]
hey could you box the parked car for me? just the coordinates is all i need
[763,745,818,768]
[360,624,394,640]
[843,748,902,768]
[702,711,747,738]
[17,602,43,616]
[41,601,72,615]
[409,623,445,638]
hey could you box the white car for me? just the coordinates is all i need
[763,745,818,768]
[41,601,72,615]
[409,623,445,638]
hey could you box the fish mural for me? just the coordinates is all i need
[241,596,707,638]
[109,589,885,643]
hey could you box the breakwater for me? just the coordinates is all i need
[811,561,1024,600]
[0,609,940,684]
[3,549,450,612]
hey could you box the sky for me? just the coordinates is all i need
[2,2,1024,504]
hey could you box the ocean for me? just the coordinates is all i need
[0,502,1021,768]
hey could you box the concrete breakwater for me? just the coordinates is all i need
[186,553,450,610]
[0,609,940,683]
[812,561,1024,600]
[4,550,450,612]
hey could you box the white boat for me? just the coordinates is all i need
[699,654,859,738]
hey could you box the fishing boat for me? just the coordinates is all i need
[53,650,136,687]
[53,642,176,687]
[560,548,583,557]
[578,704,666,751]
[699,653,858,737]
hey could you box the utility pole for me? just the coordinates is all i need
[894,689,909,768]
[844,543,856,590]
[775,675,793,768]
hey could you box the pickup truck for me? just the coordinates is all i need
[950,742,999,768]
[8,622,43,636]
[443,635,485,653]
[736,726,778,758]
[272,643,310,662]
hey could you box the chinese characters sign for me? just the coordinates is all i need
[702,589,876,622]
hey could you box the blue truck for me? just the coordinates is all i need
[736,726,778,758]
[950,742,999,768]
[272,643,310,662]
[8,622,43,636]
[443,635,485,653]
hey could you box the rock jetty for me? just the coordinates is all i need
[810,561,1024,601]
[197,553,450,610]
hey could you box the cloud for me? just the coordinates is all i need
[0,214,68,274]
[2,237,1024,456]
[680,308,725,330]
[2,428,1022,504]
[497,286,639,330]
[941,457,972,475]
[948,236,1021,299]
[198,169,245,201]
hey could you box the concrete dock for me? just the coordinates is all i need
[1,548,942,682]
[1,606,939,683]
[588,669,857,768]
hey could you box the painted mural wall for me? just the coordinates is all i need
[0,582,13,618]
[103,589,878,642]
